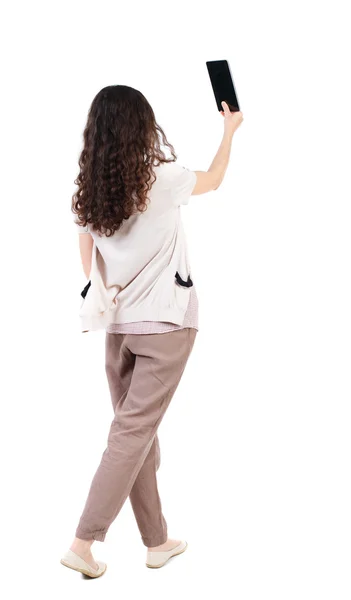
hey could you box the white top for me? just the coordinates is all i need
[74,161,197,333]
[106,284,199,334]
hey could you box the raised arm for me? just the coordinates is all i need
[191,101,244,195]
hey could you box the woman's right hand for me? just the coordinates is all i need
[220,101,244,136]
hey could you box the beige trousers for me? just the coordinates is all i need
[75,327,197,546]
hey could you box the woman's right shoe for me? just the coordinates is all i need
[60,549,107,578]
[146,540,188,568]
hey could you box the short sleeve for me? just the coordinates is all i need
[73,213,89,233]
[168,162,197,206]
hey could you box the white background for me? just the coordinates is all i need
[1,1,350,598]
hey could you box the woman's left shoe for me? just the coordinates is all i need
[60,549,107,578]
[146,540,188,568]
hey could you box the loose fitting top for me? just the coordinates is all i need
[74,161,197,333]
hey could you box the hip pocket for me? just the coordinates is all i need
[81,280,91,299]
[175,271,193,288]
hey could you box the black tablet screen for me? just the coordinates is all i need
[206,60,240,112]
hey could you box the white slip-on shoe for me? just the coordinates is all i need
[60,549,107,578]
[146,540,188,568]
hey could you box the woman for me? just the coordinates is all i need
[60,85,243,577]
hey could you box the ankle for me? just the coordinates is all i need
[148,538,180,552]
[70,537,94,554]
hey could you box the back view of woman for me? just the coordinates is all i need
[61,85,243,577]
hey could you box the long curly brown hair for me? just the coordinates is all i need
[71,85,177,237]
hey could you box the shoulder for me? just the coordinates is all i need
[156,161,196,206]
[156,161,190,179]
[155,161,196,190]
[146,161,196,209]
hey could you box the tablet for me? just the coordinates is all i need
[206,60,240,112]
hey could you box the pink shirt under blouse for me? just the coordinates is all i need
[106,285,199,335]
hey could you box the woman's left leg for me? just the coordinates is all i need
[103,332,168,547]
[68,332,167,569]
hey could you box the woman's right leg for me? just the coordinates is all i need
[129,433,168,547]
